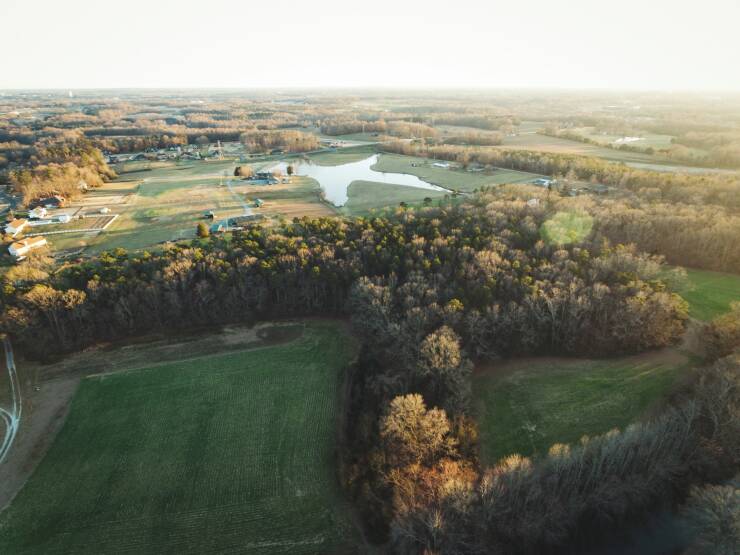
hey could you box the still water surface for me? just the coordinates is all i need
[271,154,446,206]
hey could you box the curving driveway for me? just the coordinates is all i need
[0,336,20,465]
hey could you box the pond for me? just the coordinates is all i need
[270,154,447,206]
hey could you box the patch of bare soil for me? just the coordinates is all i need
[24,322,305,381]
[475,346,690,379]
[0,377,79,510]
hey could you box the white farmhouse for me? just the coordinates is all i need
[9,236,47,258]
[5,218,28,237]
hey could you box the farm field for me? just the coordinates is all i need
[372,153,542,192]
[484,121,727,174]
[473,349,691,465]
[569,126,677,150]
[342,180,447,216]
[678,267,740,321]
[502,127,665,164]
[0,321,359,554]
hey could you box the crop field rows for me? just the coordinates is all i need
[0,322,357,554]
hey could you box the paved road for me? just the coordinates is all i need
[0,336,20,465]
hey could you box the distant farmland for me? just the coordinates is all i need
[0,322,358,554]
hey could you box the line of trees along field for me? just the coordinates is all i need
[1,193,738,553]
[1,197,687,358]
[381,141,740,209]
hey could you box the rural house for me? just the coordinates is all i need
[8,236,47,258]
[5,218,29,237]
[30,195,66,209]
[29,207,48,219]
[246,172,279,185]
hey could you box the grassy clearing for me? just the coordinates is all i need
[373,154,541,192]
[342,181,447,216]
[677,268,740,321]
[0,322,358,554]
[231,175,337,221]
[473,350,690,465]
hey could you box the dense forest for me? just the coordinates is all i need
[1,196,688,358]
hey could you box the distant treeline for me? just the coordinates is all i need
[239,130,320,153]
[320,119,438,139]
[443,131,504,146]
[433,114,518,131]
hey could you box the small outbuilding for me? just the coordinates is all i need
[532,178,555,187]
[29,207,48,220]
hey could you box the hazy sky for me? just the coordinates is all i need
[2,0,739,90]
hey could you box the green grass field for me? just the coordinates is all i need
[372,154,542,192]
[678,268,740,321]
[342,181,447,216]
[473,351,690,464]
[0,322,358,554]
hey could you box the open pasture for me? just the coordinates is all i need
[473,350,691,465]
[372,154,542,192]
[0,322,358,554]
[342,180,447,216]
[678,267,740,321]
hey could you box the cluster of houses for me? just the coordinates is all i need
[4,216,49,260]
[4,194,80,260]
[106,145,216,164]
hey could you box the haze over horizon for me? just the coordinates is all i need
[3,0,740,91]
